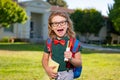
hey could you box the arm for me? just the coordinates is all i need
[64,51,82,67]
[42,52,49,72]
[42,52,57,79]
[70,51,82,67]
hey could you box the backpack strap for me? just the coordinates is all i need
[66,38,81,68]
[71,39,80,53]
[69,38,82,79]
[69,38,80,55]
[46,38,52,57]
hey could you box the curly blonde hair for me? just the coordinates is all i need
[48,11,76,39]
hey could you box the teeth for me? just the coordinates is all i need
[57,29,63,31]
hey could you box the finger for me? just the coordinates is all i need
[51,73,57,79]
[50,66,56,70]
[64,52,68,55]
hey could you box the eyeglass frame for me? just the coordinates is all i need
[50,20,68,27]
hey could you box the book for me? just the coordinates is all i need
[42,58,59,80]
[48,58,59,73]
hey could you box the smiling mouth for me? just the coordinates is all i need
[57,29,64,32]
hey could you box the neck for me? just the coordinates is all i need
[57,37,62,40]
[56,34,68,40]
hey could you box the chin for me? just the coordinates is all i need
[57,34,66,38]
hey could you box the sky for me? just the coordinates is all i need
[65,0,114,16]
[20,0,114,16]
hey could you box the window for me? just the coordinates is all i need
[4,24,14,32]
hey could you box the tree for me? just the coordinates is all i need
[108,0,120,33]
[46,0,68,7]
[70,9,104,35]
[0,0,28,28]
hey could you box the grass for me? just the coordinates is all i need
[0,51,44,80]
[80,53,120,80]
[0,43,120,80]
[0,42,43,51]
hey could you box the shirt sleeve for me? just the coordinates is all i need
[44,41,50,54]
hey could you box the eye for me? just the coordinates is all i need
[51,20,67,27]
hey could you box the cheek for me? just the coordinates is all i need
[64,25,68,31]
[51,27,56,31]
[52,27,57,33]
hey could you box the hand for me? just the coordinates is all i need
[46,66,58,79]
[64,51,72,60]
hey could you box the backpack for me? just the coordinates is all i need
[46,38,82,79]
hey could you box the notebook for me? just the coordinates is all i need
[42,58,59,80]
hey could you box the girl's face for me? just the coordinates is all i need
[51,15,68,38]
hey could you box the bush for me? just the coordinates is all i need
[0,37,9,42]
[106,36,112,45]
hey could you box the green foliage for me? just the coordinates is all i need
[0,0,28,27]
[105,35,112,45]
[46,0,68,7]
[70,8,104,34]
[0,37,9,42]
[108,0,120,32]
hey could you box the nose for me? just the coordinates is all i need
[57,23,61,27]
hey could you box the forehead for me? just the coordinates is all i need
[52,15,66,22]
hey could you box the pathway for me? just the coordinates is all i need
[81,43,120,53]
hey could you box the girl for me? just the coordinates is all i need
[42,11,82,80]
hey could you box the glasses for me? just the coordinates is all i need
[50,20,68,27]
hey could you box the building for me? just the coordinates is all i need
[0,0,51,43]
[0,0,119,44]
[0,0,75,43]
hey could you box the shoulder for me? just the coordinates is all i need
[70,38,82,52]
[70,38,81,44]
[46,38,52,43]
[44,38,52,52]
